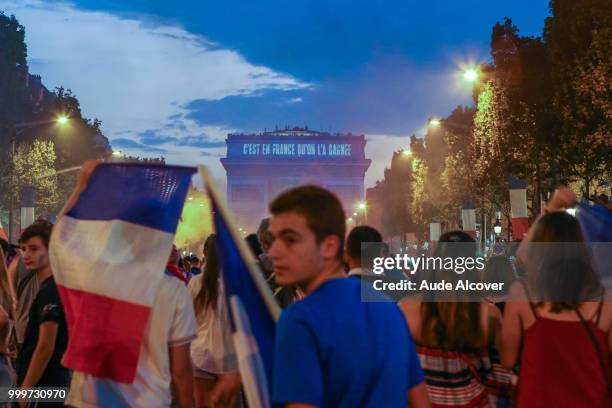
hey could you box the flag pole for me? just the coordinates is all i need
[199,166,281,322]
[36,165,82,179]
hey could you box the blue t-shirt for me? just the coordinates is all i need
[273,278,424,408]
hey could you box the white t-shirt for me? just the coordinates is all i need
[188,274,237,374]
[66,274,197,408]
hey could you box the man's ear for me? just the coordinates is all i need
[320,235,341,261]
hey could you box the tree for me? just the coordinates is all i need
[380,150,417,239]
[544,0,612,198]
[0,14,112,221]
[7,140,59,217]
[409,108,473,233]
[440,106,477,226]
[471,81,513,229]
[0,12,30,125]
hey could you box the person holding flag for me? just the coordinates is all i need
[50,161,198,408]
[266,185,430,408]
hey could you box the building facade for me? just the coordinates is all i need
[221,127,371,230]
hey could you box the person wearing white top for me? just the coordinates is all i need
[66,272,197,408]
[188,235,240,408]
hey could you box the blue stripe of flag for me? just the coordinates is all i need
[211,197,276,393]
[67,163,196,233]
[577,201,612,242]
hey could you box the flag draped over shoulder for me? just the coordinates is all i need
[50,163,195,383]
[202,167,280,408]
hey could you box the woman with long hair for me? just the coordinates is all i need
[399,231,511,407]
[188,235,239,407]
[502,187,611,407]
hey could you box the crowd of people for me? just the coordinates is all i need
[0,173,610,407]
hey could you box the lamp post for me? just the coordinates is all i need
[427,117,472,132]
[493,219,502,236]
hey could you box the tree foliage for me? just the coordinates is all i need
[8,140,59,216]
[377,2,610,236]
[0,13,111,218]
[379,150,417,238]
[544,0,612,197]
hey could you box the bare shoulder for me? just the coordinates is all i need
[398,298,422,340]
[598,288,612,329]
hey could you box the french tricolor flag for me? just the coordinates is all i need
[202,168,280,407]
[49,163,195,383]
[509,177,529,240]
[461,197,477,239]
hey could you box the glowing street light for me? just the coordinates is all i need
[56,115,69,125]
[463,68,479,83]
[428,119,441,128]
[112,150,123,157]
[402,148,412,157]
[355,201,368,224]
[493,220,502,235]
[347,217,353,223]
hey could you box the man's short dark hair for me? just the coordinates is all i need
[346,226,383,260]
[19,219,53,249]
[269,185,345,260]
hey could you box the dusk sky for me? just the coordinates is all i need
[0,0,550,187]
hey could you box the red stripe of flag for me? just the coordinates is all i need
[57,285,151,383]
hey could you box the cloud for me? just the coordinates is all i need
[182,136,226,148]
[0,0,308,170]
[111,138,167,153]
[185,54,474,136]
[1,0,549,189]
[138,130,179,146]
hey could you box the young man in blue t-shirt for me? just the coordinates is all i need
[268,185,429,408]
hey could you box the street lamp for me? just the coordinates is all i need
[428,119,441,128]
[463,68,479,83]
[56,115,69,125]
[427,117,473,134]
[112,150,123,157]
[493,219,502,236]
[402,148,412,157]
